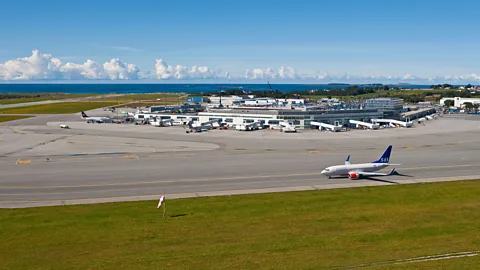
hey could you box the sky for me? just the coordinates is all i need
[0,0,479,83]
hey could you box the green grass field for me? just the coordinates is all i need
[0,115,32,123]
[0,102,119,114]
[1,181,479,269]
[0,94,94,105]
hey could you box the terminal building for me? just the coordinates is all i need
[133,96,414,129]
[198,108,384,128]
[149,104,203,113]
[135,107,384,129]
[365,98,404,119]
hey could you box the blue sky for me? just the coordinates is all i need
[0,0,479,82]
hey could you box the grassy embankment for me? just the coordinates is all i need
[1,180,479,269]
[1,93,187,108]
[0,115,32,123]
[0,102,119,114]
[0,93,95,105]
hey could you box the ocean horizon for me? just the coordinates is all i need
[0,83,434,95]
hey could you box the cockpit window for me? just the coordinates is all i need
[325,169,330,171]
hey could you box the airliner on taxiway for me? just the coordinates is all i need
[321,145,400,180]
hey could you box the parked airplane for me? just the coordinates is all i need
[320,145,400,179]
[81,111,112,123]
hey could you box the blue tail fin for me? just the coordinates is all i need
[372,145,392,163]
[345,155,351,165]
[81,111,88,118]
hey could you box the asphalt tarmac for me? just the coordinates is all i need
[1,113,479,208]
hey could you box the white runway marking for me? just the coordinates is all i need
[333,250,479,269]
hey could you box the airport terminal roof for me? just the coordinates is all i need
[403,107,436,117]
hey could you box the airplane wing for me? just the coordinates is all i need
[357,168,396,177]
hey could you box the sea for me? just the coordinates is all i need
[0,83,432,94]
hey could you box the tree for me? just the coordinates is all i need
[444,99,454,107]
[464,102,474,110]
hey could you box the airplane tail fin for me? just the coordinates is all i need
[372,145,392,163]
[345,155,351,165]
[81,111,88,118]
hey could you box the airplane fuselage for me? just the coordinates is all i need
[322,163,389,177]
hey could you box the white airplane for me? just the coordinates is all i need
[81,111,112,123]
[321,145,400,180]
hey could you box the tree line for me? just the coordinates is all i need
[205,84,479,104]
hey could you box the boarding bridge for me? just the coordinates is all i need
[348,120,379,130]
[371,119,413,128]
[310,121,342,132]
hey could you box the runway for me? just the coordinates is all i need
[1,114,480,208]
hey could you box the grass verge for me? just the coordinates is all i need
[0,94,94,105]
[0,115,32,123]
[0,180,479,269]
[0,102,119,114]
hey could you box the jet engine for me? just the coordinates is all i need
[348,172,360,180]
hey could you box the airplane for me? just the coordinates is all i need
[81,111,112,123]
[320,145,400,180]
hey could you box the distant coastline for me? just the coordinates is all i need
[0,83,434,94]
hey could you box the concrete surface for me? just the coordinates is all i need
[1,112,479,208]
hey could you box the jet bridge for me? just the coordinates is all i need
[310,121,342,132]
[371,119,413,128]
[349,120,379,130]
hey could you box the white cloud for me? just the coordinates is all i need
[1,50,480,83]
[0,50,62,80]
[244,66,300,80]
[0,50,140,80]
[155,58,217,80]
[103,59,139,80]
